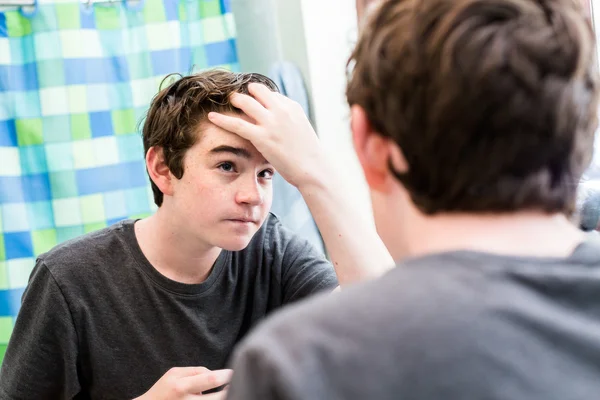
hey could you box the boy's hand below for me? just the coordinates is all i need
[208,83,326,189]
[134,367,232,399]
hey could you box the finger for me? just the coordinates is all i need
[248,82,281,109]
[229,93,269,123]
[181,369,233,394]
[253,85,306,117]
[207,112,261,141]
[170,366,210,378]
[273,90,291,102]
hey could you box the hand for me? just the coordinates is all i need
[207,83,327,189]
[134,367,232,399]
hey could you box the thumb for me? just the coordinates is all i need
[183,369,233,394]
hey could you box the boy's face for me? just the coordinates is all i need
[168,115,274,251]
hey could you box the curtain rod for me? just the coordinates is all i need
[0,0,139,7]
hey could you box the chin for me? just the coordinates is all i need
[217,235,254,252]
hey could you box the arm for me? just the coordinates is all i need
[292,156,393,285]
[0,260,80,399]
[208,84,394,285]
[273,220,339,303]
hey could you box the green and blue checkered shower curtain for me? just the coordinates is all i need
[0,0,238,363]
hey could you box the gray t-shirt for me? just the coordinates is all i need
[0,213,337,400]
[227,237,600,400]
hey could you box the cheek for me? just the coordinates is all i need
[263,186,274,208]
[178,179,223,212]
[201,187,231,207]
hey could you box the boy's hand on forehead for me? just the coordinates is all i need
[208,83,326,189]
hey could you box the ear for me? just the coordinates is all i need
[351,105,398,192]
[388,140,408,177]
[146,146,175,197]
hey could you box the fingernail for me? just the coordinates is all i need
[223,369,234,377]
[219,369,234,380]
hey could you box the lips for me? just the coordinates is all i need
[227,218,257,224]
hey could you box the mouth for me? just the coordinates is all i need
[226,218,257,224]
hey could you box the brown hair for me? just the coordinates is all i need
[356,0,380,21]
[347,0,599,215]
[142,69,279,206]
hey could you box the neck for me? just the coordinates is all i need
[134,208,222,284]
[397,209,584,261]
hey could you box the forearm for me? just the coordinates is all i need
[298,157,394,285]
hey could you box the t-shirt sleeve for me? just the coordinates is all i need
[0,259,80,399]
[280,233,338,304]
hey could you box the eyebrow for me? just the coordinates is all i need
[209,145,271,166]
[209,145,252,159]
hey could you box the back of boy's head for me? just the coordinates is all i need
[142,70,279,207]
[347,0,599,215]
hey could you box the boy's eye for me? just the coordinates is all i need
[219,162,235,172]
[259,169,275,179]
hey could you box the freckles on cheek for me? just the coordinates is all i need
[194,184,206,195]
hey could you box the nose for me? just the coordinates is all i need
[235,176,264,206]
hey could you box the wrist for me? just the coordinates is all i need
[295,143,335,187]
[296,160,333,194]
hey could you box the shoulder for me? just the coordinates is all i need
[231,252,600,398]
[231,277,388,369]
[257,212,293,243]
[233,258,504,372]
[245,213,323,258]
[38,219,134,280]
[229,281,388,399]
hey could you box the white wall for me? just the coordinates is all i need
[593,1,600,59]
[232,0,373,219]
[298,0,372,215]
